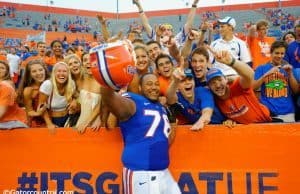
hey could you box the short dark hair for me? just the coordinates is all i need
[139,73,158,86]
[50,40,63,48]
[146,40,162,49]
[66,47,75,54]
[155,53,173,69]
[270,40,287,53]
[256,20,269,30]
[37,41,46,47]
[191,47,209,61]
[282,31,296,41]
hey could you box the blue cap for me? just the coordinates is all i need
[184,68,194,78]
[206,68,224,83]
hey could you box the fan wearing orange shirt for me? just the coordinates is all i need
[155,53,174,97]
[206,50,272,124]
[0,81,27,129]
[44,40,64,72]
[247,20,276,70]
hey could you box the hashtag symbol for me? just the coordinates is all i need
[17,172,38,191]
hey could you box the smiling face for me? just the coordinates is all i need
[51,41,63,57]
[37,43,46,57]
[0,62,9,80]
[191,53,208,81]
[147,42,161,61]
[67,56,81,76]
[134,47,150,74]
[156,56,173,78]
[140,74,160,101]
[219,24,232,38]
[257,25,268,38]
[208,76,228,98]
[284,33,295,45]
[178,77,195,100]
[30,63,46,84]
[271,47,286,66]
[82,53,92,75]
[54,63,69,85]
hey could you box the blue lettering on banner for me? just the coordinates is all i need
[16,171,279,193]
[72,172,93,194]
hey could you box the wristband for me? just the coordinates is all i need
[139,10,144,13]
[228,58,236,67]
[192,4,197,8]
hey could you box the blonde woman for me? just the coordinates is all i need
[39,62,75,130]
[64,54,84,90]
[75,52,102,133]
[64,54,83,126]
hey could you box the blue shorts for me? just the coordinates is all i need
[52,115,69,127]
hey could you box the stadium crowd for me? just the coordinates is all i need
[0,1,300,130]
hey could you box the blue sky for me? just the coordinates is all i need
[3,0,282,13]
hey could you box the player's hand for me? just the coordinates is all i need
[97,15,107,24]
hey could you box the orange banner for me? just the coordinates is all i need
[1,123,300,194]
[0,28,94,46]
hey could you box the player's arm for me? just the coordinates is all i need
[97,15,110,42]
[100,87,136,121]
[168,124,177,145]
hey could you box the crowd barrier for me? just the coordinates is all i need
[0,123,300,194]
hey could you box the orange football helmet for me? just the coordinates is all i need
[90,41,136,90]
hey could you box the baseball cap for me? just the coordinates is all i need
[218,16,236,28]
[184,68,194,78]
[206,68,224,83]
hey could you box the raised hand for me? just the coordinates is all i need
[206,46,233,66]
[172,56,186,81]
[97,15,107,24]
[193,0,200,5]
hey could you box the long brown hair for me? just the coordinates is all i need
[0,60,11,81]
[17,59,50,106]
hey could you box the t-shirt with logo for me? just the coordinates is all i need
[254,63,295,115]
[215,78,271,124]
